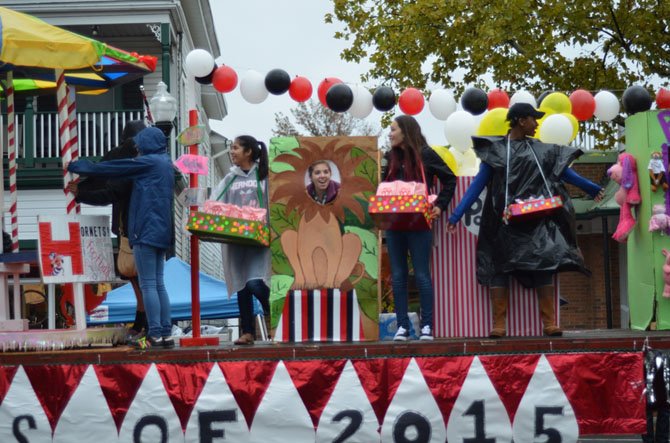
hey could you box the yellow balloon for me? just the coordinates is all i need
[476,108,510,136]
[542,92,572,114]
[431,145,459,175]
[562,112,579,142]
[538,104,557,116]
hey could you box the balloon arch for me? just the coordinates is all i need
[185,49,661,150]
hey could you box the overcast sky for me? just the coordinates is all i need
[207,0,449,148]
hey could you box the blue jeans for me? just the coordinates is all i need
[237,279,270,336]
[133,244,171,338]
[386,229,434,330]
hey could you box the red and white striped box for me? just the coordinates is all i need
[432,177,559,338]
[274,289,364,342]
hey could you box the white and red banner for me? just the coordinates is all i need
[0,352,644,441]
[433,177,560,337]
[37,215,114,284]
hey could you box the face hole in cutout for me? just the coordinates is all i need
[304,160,341,205]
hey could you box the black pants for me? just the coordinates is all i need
[237,279,270,336]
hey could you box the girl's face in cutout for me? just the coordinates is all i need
[310,162,332,192]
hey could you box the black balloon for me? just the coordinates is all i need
[195,64,217,85]
[372,86,396,112]
[326,83,354,112]
[460,87,488,115]
[622,85,652,115]
[264,69,291,95]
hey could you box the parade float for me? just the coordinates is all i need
[2,27,670,440]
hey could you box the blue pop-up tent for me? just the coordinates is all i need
[87,257,262,324]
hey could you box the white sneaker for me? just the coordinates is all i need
[419,325,434,340]
[393,326,409,341]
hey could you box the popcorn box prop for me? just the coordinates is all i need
[368,194,432,231]
[368,180,432,230]
[186,210,270,247]
[503,196,563,224]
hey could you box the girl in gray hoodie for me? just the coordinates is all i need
[211,135,271,345]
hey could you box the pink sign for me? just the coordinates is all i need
[174,154,208,175]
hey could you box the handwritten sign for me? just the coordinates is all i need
[177,125,207,146]
[37,215,114,283]
[174,154,209,176]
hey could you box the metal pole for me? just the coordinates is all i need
[602,216,613,329]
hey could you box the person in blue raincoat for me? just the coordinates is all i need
[68,126,175,349]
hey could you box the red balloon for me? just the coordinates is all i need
[398,87,425,115]
[569,89,596,121]
[317,77,342,106]
[289,76,313,102]
[212,65,238,93]
[487,88,510,110]
[657,88,670,109]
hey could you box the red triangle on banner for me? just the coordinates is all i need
[416,356,474,426]
[0,365,18,405]
[480,354,539,422]
[24,364,88,432]
[219,360,278,429]
[547,352,646,435]
[284,359,347,427]
[156,362,214,431]
[352,357,411,424]
[93,363,152,432]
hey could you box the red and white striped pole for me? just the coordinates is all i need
[56,69,86,330]
[67,86,80,214]
[56,69,76,215]
[7,71,19,252]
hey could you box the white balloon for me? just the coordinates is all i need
[349,84,374,119]
[459,149,480,176]
[509,90,537,108]
[444,111,477,153]
[593,90,620,122]
[428,89,457,120]
[184,49,215,78]
[240,70,269,104]
[538,113,573,145]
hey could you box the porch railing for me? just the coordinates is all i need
[2,109,147,164]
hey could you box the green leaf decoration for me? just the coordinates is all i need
[270,161,296,174]
[351,146,378,185]
[344,225,379,279]
[269,137,301,162]
[270,203,299,235]
[271,239,293,276]
[354,276,379,322]
[269,274,294,327]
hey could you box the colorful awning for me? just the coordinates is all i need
[0,6,157,95]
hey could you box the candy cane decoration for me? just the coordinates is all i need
[67,86,80,214]
[56,69,76,215]
[7,71,19,252]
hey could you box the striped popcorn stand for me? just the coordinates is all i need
[273,289,365,342]
[432,176,560,338]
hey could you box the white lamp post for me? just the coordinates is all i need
[149,81,178,136]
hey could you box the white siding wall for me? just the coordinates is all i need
[3,189,112,240]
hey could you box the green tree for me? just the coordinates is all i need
[326,0,670,94]
[273,100,380,137]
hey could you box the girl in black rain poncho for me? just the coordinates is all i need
[447,103,604,338]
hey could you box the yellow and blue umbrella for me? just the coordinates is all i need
[0,6,157,95]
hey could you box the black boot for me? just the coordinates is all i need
[132,310,147,333]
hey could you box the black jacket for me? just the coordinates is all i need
[383,145,457,212]
[75,139,137,236]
